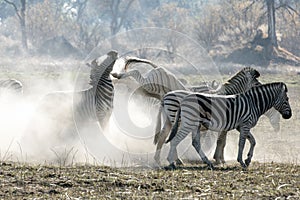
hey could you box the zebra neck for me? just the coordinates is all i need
[92,77,113,95]
[126,70,146,85]
[219,83,246,95]
[246,88,277,116]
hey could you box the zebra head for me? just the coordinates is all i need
[242,67,261,88]
[221,67,261,94]
[88,50,118,86]
[273,83,292,119]
[122,56,158,71]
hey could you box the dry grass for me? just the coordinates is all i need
[0,161,299,199]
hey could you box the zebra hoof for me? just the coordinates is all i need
[176,158,184,166]
[207,163,215,170]
[245,158,251,167]
[164,163,176,171]
[214,159,222,165]
[240,162,248,169]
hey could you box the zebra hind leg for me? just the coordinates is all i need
[154,119,171,166]
[192,129,214,170]
[165,139,179,170]
[213,131,227,164]
[165,128,189,170]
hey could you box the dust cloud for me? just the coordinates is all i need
[0,58,298,167]
[0,60,163,167]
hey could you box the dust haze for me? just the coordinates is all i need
[0,57,164,167]
[0,52,299,168]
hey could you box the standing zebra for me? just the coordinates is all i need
[0,79,23,96]
[22,51,118,154]
[112,57,217,159]
[154,67,281,165]
[165,82,292,169]
[112,60,281,165]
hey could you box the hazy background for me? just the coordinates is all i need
[0,0,299,167]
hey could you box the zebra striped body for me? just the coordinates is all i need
[22,51,117,153]
[74,51,117,127]
[112,63,215,165]
[166,82,292,169]
[154,67,272,165]
[112,67,187,99]
[0,79,23,95]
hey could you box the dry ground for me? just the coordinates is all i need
[0,161,299,199]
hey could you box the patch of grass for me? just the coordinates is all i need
[0,161,299,199]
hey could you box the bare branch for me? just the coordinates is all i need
[117,0,135,32]
[276,3,300,15]
[3,0,22,21]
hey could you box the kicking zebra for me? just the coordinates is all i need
[111,57,216,99]
[22,51,118,154]
[112,66,187,99]
[154,67,281,165]
[165,82,292,169]
[0,79,23,96]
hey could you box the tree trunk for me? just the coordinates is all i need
[263,0,277,60]
[20,0,28,50]
[4,0,28,50]
[266,0,277,48]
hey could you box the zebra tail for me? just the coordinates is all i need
[153,103,163,145]
[166,107,181,143]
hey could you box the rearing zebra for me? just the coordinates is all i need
[21,51,118,153]
[154,67,281,165]
[165,82,292,169]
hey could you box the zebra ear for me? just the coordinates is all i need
[253,69,260,78]
[282,83,288,92]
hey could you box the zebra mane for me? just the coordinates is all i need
[88,51,118,87]
[123,56,158,71]
[227,67,260,85]
[245,82,287,97]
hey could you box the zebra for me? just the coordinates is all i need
[112,67,187,100]
[112,60,281,165]
[154,67,281,165]
[111,56,216,98]
[21,51,118,153]
[165,82,292,169]
[111,57,217,158]
[0,79,23,96]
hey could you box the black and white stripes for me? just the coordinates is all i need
[154,67,280,165]
[74,50,118,128]
[165,82,292,169]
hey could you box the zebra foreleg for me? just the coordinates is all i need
[192,128,214,170]
[245,132,256,167]
[213,131,228,164]
[237,128,249,169]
